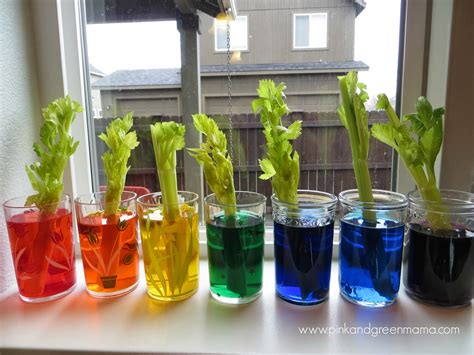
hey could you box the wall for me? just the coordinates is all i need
[200,0,356,66]
[0,0,41,293]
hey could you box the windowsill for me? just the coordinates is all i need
[1,260,472,354]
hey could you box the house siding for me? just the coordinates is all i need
[200,0,356,66]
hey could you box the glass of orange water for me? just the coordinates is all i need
[74,191,139,298]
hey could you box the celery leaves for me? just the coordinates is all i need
[373,95,449,229]
[252,79,301,204]
[25,96,83,213]
[150,121,186,220]
[188,114,236,214]
[99,112,139,216]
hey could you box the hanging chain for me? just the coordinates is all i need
[226,15,234,163]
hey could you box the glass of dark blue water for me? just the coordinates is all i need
[404,190,474,307]
[338,190,408,307]
[272,190,337,305]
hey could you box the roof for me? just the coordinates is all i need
[92,61,369,89]
[90,64,105,77]
[354,0,367,16]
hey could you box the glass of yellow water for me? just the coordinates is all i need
[137,191,199,301]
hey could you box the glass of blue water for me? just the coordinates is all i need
[338,189,408,307]
[272,190,337,305]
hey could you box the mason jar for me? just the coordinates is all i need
[272,190,337,305]
[404,189,474,307]
[338,189,408,307]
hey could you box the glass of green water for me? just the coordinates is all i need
[204,191,266,304]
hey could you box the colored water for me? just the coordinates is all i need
[6,209,76,299]
[207,211,264,301]
[274,221,334,305]
[139,206,199,301]
[339,216,404,306]
[404,224,474,307]
[78,211,139,296]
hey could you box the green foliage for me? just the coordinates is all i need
[99,112,139,215]
[188,114,236,214]
[25,96,83,213]
[337,71,375,221]
[252,79,301,204]
[373,95,449,229]
[150,121,186,220]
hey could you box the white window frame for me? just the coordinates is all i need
[292,12,328,50]
[214,15,248,52]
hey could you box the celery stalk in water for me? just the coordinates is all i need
[98,113,139,285]
[338,72,394,298]
[253,80,319,297]
[24,96,83,294]
[188,114,247,295]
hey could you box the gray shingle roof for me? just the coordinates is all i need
[90,64,106,77]
[92,61,369,89]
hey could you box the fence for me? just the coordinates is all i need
[94,111,392,206]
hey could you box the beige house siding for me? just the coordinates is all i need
[100,72,342,116]
[199,0,356,66]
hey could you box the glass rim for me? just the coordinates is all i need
[408,189,474,212]
[271,190,337,209]
[74,191,137,206]
[2,193,71,210]
[137,191,199,207]
[204,191,266,209]
[338,189,408,210]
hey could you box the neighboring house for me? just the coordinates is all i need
[90,64,105,118]
[93,0,368,117]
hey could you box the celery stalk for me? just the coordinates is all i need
[188,114,236,216]
[99,112,139,216]
[150,122,186,220]
[25,96,83,214]
[373,95,450,230]
[252,80,301,204]
[337,72,376,223]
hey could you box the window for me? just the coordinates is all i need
[215,16,248,51]
[81,1,403,235]
[293,13,328,49]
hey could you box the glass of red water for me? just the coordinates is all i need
[3,194,77,302]
[74,191,139,298]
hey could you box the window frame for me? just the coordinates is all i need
[292,12,328,50]
[214,15,249,52]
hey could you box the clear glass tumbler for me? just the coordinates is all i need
[204,191,266,304]
[3,194,77,302]
[74,191,139,298]
[137,191,200,301]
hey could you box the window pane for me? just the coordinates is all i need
[215,16,247,51]
[83,0,401,236]
[295,15,310,47]
[215,20,227,50]
[230,16,248,50]
[310,13,327,48]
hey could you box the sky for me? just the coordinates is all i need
[87,0,401,100]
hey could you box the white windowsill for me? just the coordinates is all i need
[1,260,471,354]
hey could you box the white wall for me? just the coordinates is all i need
[0,0,41,293]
